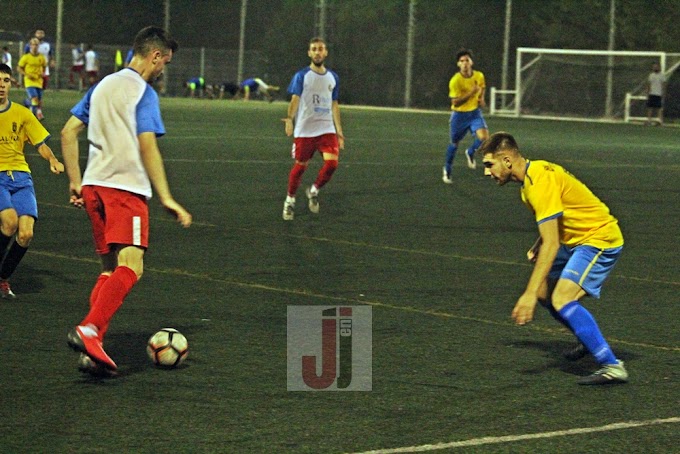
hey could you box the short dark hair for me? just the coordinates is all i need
[478,131,519,156]
[0,63,11,76]
[132,26,178,58]
[309,37,326,47]
[456,48,473,61]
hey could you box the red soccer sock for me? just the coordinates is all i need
[82,266,138,340]
[287,163,307,196]
[313,159,338,189]
[89,273,110,308]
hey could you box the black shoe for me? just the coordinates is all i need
[563,343,588,361]
[577,361,628,385]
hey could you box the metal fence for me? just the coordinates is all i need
[84,44,271,96]
[1,40,270,97]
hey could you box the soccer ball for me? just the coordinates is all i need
[147,328,189,368]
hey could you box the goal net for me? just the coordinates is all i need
[491,48,680,122]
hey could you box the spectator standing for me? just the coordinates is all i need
[84,45,98,87]
[646,63,666,126]
[69,44,85,89]
[1,47,11,70]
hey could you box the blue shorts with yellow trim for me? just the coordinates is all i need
[0,171,38,219]
[449,108,487,143]
[26,87,43,100]
[549,244,623,298]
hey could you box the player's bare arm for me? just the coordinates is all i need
[512,218,560,325]
[331,100,344,150]
[36,142,64,174]
[282,95,300,137]
[527,236,543,263]
[60,115,87,207]
[478,87,487,108]
[138,132,192,228]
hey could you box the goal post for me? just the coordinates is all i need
[490,48,680,122]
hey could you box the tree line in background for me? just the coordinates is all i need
[3,0,679,110]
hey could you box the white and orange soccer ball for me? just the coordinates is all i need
[147,328,189,368]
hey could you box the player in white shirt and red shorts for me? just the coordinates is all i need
[61,26,192,376]
[282,37,345,221]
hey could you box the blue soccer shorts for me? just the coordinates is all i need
[26,87,43,100]
[449,108,487,144]
[0,171,38,219]
[549,244,623,298]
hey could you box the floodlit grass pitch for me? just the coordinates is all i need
[1,90,678,453]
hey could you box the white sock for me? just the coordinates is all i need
[286,195,295,204]
[310,185,319,195]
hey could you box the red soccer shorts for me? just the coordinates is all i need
[291,133,339,162]
[82,185,149,255]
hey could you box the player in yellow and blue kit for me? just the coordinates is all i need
[443,49,488,184]
[17,38,46,120]
[480,131,628,385]
[0,63,64,297]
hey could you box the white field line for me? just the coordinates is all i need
[159,157,680,170]
[349,417,680,453]
[158,134,680,154]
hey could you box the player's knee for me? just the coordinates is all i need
[550,280,584,310]
[16,230,34,247]
[550,295,572,311]
[0,216,19,236]
[124,263,143,280]
[1,224,17,237]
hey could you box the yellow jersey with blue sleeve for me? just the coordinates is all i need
[18,53,46,89]
[448,70,485,112]
[0,101,50,172]
[520,160,623,249]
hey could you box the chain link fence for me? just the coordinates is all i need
[1,39,270,98]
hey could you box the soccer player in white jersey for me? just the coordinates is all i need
[61,26,192,376]
[282,37,345,220]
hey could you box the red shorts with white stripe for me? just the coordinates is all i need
[291,133,339,162]
[82,185,149,255]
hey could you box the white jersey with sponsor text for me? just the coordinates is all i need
[287,66,340,138]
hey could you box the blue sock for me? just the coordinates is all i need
[466,138,482,157]
[539,299,574,333]
[444,144,457,175]
[559,301,618,365]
